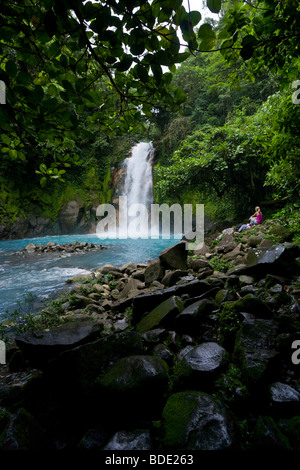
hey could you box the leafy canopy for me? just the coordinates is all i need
[0,0,204,180]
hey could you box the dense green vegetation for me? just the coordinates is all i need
[0,0,299,234]
[152,0,300,227]
[0,0,199,226]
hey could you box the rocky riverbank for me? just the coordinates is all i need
[0,220,300,450]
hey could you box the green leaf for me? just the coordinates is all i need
[136,64,149,83]
[48,41,61,58]
[207,0,222,14]
[199,37,216,51]
[116,56,133,72]
[242,34,257,47]
[9,149,18,159]
[5,60,18,78]
[39,163,47,173]
[130,42,145,56]
[174,51,190,63]
[47,84,58,96]
[198,23,214,39]
[189,11,201,26]
[151,63,162,83]
[40,176,47,188]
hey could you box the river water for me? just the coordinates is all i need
[0,234,177,320]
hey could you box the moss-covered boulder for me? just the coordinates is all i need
[233,294,273,318]
[97,355,169,420]
[252,416,291,449]
[162,390,235,450]
[278,416,300,450]
[135,296,184,333]
[99,355,169,393]
[268,224,292,243]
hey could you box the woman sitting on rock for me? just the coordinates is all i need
[249,206,263,226]
[237,206,263,232]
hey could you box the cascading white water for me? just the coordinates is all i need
[118,142,154,238]
[122,141,154,208]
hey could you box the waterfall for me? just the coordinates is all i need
[122,142,154,208]
[117,142,154,238]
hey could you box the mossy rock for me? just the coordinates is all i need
[97,355,169,421]
[268,224,292,242]
[135,296,184,333]
[221,294,272,320]
[252,416,291,449]
[98,354,169,393]
[279,416,300,450]
[162,390,235,450]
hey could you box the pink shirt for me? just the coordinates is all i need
[257,212,263,224]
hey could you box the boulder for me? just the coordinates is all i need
[247,243,300,277]
[234,319,279,385]
[159,241,188,270]
[161,270,188,287]
[135,296,184,333]
[188,258,213,273]
[144,260,164,286]
[45,331,145,400]
[270,382,300,416]
[153,343,174,366]
[98,355,169,418]
[162,391,235,450]
[193,242,211,256]
[15,320,104,367]
[248,236,264,247]
[232,294,273,318]
[174,299,214,334]
[117,278,144,301]
[96,264,121,275]
[119,262,137,274]
[268,224,292,242]
[173,342,228,390]
[215,234,238,254]
[252,416,291,450]
[222,243,244,260]
[103,429,152,450]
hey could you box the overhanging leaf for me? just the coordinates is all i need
[207,0,222,14]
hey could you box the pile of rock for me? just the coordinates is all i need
[17,240,106,256]
[1,224,300,451]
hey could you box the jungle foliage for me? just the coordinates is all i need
[0,0,299,226]
[152,0,300,221]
